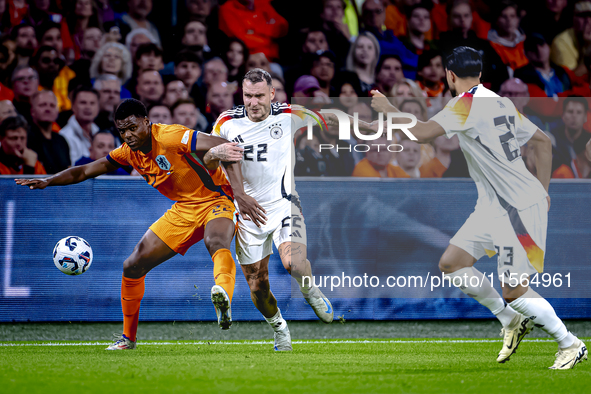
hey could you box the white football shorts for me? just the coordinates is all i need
[450,197,548,284]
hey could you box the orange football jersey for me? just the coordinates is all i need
[107,123,233,203]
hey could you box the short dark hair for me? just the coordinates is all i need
[147,103,171,113]
[444,46,482,78]
[10,23,34,41]
[31,45,63,68]
[563,96,589,113]
[0,115,28,138]
[115,99,148,120]
[36,21,61,42]
[376,54,402,74]
[405,1,433,19]
[91,129,115,143]
[492,0,519,26]
[170,98,196,114]
[242,68,272,87]
[72,86,100,103]
[418,50,442,71]
[135,43,163,61]
[174,50,202,67]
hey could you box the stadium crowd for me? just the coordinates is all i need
[0,0,590,179]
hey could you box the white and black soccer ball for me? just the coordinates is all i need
[52,236,93,275]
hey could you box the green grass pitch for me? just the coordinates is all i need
[1,322,590,393]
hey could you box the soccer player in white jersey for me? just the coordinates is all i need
[371,46,587,370]
[204,69,333,351]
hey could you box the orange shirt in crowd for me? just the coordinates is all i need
[385,4,433,40]
[0,160,46,175]
[552,164,575,178]
[420,157,447,178]
[489,41,529,71]
[429,5,490,40]
[352,158,411,178]
[218,0,288,61]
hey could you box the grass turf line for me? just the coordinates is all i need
[1,339,590,394]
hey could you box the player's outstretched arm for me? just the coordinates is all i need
[223,161,267,228]
[527,129,552,193]
[369,90,445,143]
[15,157,117,189]
[197,133,244,170]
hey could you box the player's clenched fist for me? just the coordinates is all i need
[370,89,395,114]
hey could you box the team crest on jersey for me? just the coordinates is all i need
[155,155,171,171]
[270,125,283,139]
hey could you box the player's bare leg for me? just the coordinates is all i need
[439,244,529,362]
[204,217,237,330]
[242,257,291,351]
[278,242,333,323]
[107,229,177,350]
[505,277,587,369]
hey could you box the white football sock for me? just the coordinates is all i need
[509,287,575,348]
[265,308,287,332]
[447,266,518,327]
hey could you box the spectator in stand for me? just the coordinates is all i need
[521,0,572,44]
[0,100,16,122]
[292,75,330,102]
[125,28,157,61]
[487,1,528,74]
[400,1,436,56]
[135,43,164,74]
[174,50,202,100]
[69,27,103,89]
[352,136,400,177]
[60,86,100,164]
[245,52,272,74]
[75,130,129,175]
[360,0,419,79]
[148,103,172,124]
[272,75,287,103]
[514,33,589,98]
[552,132,591,178]
[218,0,289,61]
[163,77,189,108]
[11,66,39,124]
[336,72,363,112]
[551,0,591,75]
[93,74,122,132]
[11,24,38,68]
[205,81,235,129]
[202,58,228,90]
[346,32,381,93]
[171,98,208,131]
[30,46,73,112]
[438,0,509,92]
[180,21,212,62]
[66,0,102,50]
[390,78,424,99]
[0,115,46,175]
[294,122,355,176]
[302,28,330,55]
[420,134,460,177]
[374,55,405,97]
[416,50,446,97]
[348,101,373,123]
[224,38,249,84]
[27,90,70,174]
[399,98,427,121]
[90,42,133,89]
[551,96,591,171]
[118,0,161,46]
[310,51,337,97]
[319,0,352,62]
[385,0,432,38]
[392,138,421,177]
[135,70,164,107]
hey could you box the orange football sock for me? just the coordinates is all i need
[121,275,145,342]
[212,248,236,302]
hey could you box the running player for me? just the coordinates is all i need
[371,47,587,370]
[15,99,244,349]
[205,69,333,351]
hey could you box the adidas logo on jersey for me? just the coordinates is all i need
[290,230,302,238]
[497,100,506,108]
[232,135,245,143]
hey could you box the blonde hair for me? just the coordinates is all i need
[90,42,133,83]
[346,31,380,82]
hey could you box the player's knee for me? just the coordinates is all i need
[204,234,230,255]
[247,274,270,295]
[123,256,144,277]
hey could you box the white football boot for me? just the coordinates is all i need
[211,285,232,330]
[549,339,588,370]
[106,334,136,350]
[273,325,293,351]
[304,287,334,324]
[497,314,535,363]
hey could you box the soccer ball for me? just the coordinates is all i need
[53,236,93,275]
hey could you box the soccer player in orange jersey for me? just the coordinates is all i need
[15,99,247,350]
